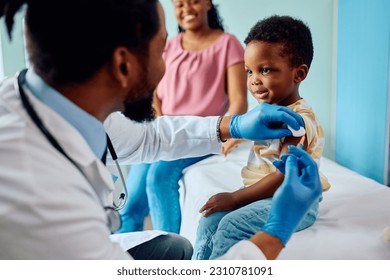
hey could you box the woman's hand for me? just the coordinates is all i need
[199,192,237,217]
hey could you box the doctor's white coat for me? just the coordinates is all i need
[0,75,223,259]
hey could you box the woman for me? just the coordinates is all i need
[118,0,247,234]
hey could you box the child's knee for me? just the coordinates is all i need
[197,215,217,234]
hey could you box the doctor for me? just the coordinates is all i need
[0,0,309,259]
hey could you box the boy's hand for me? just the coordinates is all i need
[199,192,237,217]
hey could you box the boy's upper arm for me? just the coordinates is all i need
[280,135,307,156]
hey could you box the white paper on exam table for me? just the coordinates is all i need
[110,230,167,251]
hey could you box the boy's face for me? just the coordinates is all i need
[244,41,301,106]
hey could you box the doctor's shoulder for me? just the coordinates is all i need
[0,76,26,132]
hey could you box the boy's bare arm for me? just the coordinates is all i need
[200,135,307,217]
[230,135,307,207]
[200,171,284,217]
[231,171,284,207]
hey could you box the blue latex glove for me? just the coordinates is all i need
[229,103,304,141]
[262,146,322,246]
[272,148,303,175]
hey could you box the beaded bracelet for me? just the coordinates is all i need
[216,116,227,143]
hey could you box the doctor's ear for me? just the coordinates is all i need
[120,63,128,75]
[111,47,135,88]
[294,64,309,84]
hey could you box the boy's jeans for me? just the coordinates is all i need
[192,197,319,260]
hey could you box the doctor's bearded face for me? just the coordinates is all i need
[122,2,167,123]
[122,61,155,123]
[122,95,155,122]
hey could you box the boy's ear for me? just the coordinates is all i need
[294,64,309,83]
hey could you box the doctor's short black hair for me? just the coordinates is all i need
[244,15,314,69]
[0,0,160,85]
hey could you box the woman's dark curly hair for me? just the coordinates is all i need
[244,15,313,69]
[0,0,160,85]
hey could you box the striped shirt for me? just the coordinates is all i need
[241,99,331,191]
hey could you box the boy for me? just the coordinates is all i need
[192,15,330,260]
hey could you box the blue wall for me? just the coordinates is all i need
[0,12,26,77]
[336,0,390,184]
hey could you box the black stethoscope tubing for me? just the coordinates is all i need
[16,69,122,233]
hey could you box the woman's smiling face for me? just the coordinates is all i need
[172,0,211,31]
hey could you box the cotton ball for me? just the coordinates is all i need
[383,227,390,242]
[287,125,306,137]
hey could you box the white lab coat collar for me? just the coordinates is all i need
[16,77,115,206]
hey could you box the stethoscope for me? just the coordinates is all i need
[15,69,127,233]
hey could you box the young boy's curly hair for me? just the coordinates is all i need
[244,15,314,69]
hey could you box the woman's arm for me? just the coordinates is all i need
[222,62,248,155]
[152,89,163,117]
[226,62,248,115]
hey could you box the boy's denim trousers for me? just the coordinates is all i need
[117,155,211,234]
[192,197,319,260]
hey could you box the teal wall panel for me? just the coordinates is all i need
[336,0,390,184]
[0,11,26,77]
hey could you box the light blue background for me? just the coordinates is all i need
[336,0,390,184]
[0,11,26,77]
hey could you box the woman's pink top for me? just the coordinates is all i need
[157,32,244,116]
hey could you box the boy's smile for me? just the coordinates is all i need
[244,41,301,106]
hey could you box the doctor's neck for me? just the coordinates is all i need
[53,70,123,122]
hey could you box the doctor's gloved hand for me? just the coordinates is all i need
[229,103,304,141]
[262,146,322,246]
